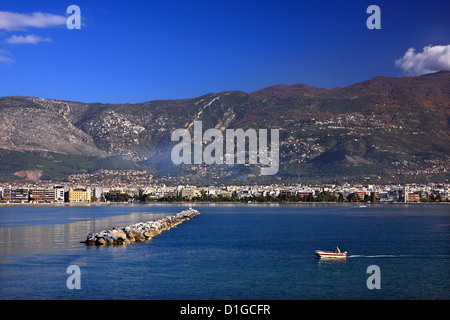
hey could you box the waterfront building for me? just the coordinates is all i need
[45,188,56,202]
[29,188,56,202]
[3,187,29,202]
[180,186,199,198]
[93,187,103,200]
[407,192,420,202]
[68,188,91,203]
[54,186,65,203]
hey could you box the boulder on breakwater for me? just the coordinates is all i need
[82,208,200,246]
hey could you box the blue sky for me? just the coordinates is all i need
[0,0,449,103]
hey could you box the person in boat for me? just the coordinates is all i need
[335,246,341,253]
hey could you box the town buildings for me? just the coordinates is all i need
[0,182,449,203]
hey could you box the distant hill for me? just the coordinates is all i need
[0,71,449,184]
[250,83,329,99]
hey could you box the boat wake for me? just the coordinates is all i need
[348,254,450,259]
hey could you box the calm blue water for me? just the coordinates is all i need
[0,203,449,300]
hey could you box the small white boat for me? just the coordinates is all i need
[315,249,347,259]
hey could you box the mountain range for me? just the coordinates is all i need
[0,71,449,184]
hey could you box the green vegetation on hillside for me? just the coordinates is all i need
[0,149,138,182]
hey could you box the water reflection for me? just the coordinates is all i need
[317,257,348,265]
[0,211,169,262]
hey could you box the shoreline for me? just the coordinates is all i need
[1,201,449,206]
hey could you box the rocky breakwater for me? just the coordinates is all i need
[83,208,200,246]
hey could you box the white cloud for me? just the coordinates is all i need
[0,11,66,63]
[6,34,52,44]
[0,11,66,31]
[0,49,14,63]
[395,45,450,76]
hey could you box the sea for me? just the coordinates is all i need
[0,203,449,300]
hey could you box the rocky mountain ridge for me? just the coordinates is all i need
[0,71,449,183]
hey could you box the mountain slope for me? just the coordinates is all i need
[250,83,329,99]
[0,72,448,183]
[0,96,104,156]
